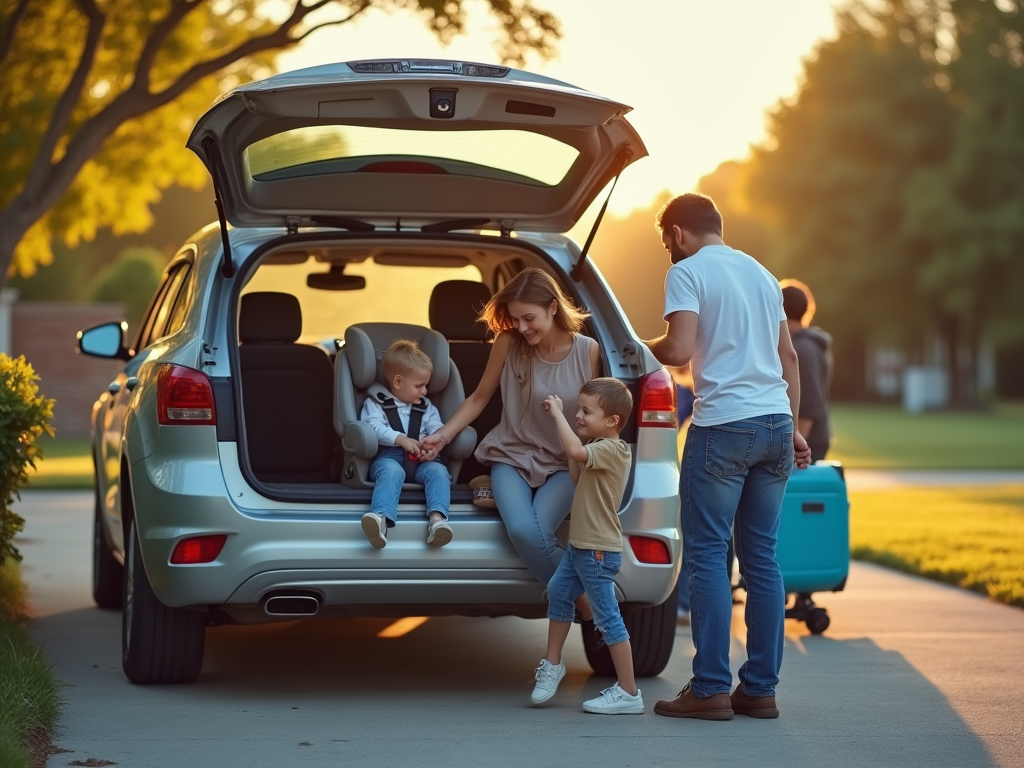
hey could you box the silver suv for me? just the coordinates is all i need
[77,59,682,685]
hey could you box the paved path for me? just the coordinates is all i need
[845,469,1024,491]
[15,490,1024,768]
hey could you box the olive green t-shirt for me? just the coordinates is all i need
[568,437,631,552]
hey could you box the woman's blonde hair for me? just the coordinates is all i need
[478,267,590,407]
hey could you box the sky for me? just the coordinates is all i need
[276,0,843,217]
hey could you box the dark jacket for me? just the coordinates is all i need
[792,326,833,461]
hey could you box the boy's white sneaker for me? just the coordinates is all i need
[361,512,388,549]
[530,659,565,706]
[582,683,644,715]
[426,517,453,547]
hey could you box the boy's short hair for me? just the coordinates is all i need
[780,279,816,326]
[580,377,633,430]
[382,339,432,383]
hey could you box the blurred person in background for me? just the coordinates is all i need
[780,280,833,462]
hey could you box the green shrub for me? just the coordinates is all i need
[89,246,164,332]
[0,355,55,566]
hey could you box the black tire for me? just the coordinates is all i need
[122,520,205,684]
[92,479,123,609]
[806,608,830,635]
[582,580,678,678]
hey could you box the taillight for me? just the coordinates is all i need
[157,364,216,425]
[638,369,676,428]
[170,535,227,565]
[629,536,672,565]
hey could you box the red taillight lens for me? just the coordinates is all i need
[629,536,672,565]
[638,368,676,428]
[157,364,216,425]
[170,535,227,565]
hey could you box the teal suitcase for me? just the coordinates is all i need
[776,462,850,634]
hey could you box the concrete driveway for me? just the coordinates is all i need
[15,489,1024,768]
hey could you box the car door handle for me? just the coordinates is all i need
[108,381,121,394]
[125,376,140,392]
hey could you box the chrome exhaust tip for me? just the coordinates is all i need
[263,595,320,617]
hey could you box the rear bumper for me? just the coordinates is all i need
[127,437,680,613]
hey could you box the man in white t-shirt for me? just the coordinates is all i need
[644,193,811,722]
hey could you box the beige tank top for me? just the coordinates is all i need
[475,334,595,488]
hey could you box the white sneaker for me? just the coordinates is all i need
[426,517,453,547]
[582,683,644,715]
[530,659,565,706]
[361,512,388,549]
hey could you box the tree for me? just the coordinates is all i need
[89,246,165,330]
[0,0,560,282]
[744,3,956,399]
[901,0,1024,403]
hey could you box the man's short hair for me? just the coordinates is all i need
[780,279,816,326]
[580,377,633,430]
[655,193,723,238]
[382,339,432,383]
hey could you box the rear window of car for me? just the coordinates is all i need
[244,125,580,187]
[240,257,483,345]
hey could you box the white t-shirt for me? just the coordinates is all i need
[663,244,792,426]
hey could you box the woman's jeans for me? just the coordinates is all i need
[547,545,629,646]
[490,462,575,584]
[370,446,451,525]
[681,414,793,699]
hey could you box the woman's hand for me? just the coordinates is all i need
[421,433,448,455]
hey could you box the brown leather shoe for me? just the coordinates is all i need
[731,686,780,718]
[654,683,733,720]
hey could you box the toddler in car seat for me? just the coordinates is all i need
[359,339,452,549]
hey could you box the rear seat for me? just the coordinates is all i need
[238,292,338,483]
[428,280,502,483]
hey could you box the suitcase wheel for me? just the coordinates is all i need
[806,607,830,635]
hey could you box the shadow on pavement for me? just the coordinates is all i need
[32,606,1000,768]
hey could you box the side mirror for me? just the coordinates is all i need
[77,321,132,361]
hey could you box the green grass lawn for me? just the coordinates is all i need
[0,561,62,768]
[829,402,1024,469]
[25,436,92,490]
[850,485,1024,608]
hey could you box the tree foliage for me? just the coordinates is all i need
[0,0,561,280]
[743,0,1024,403]
[89,246,165,330]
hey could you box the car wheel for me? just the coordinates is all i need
[122,519,205,684]
[92,479,123,609]
[582,580,678,678]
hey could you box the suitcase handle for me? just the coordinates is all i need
[802,502,826,513]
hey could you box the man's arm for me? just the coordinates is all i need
[645,310,698,367]
[798,417,815,437]
[778,321,812,468]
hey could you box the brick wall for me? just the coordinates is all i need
[12,302,125,439]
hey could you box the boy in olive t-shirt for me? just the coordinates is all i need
[529,377,641,715]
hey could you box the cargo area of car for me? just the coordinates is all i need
[226,234,635,503]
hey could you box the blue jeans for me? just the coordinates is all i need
[547,544,629,646]
[370,446,451,525]
[490,462,575,584]
[681,414,793,698]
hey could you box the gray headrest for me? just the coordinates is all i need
[344,323,450,393]
[239,292,301,343]
[429,280,491,341]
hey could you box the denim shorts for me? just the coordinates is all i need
[546,544,629,646]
